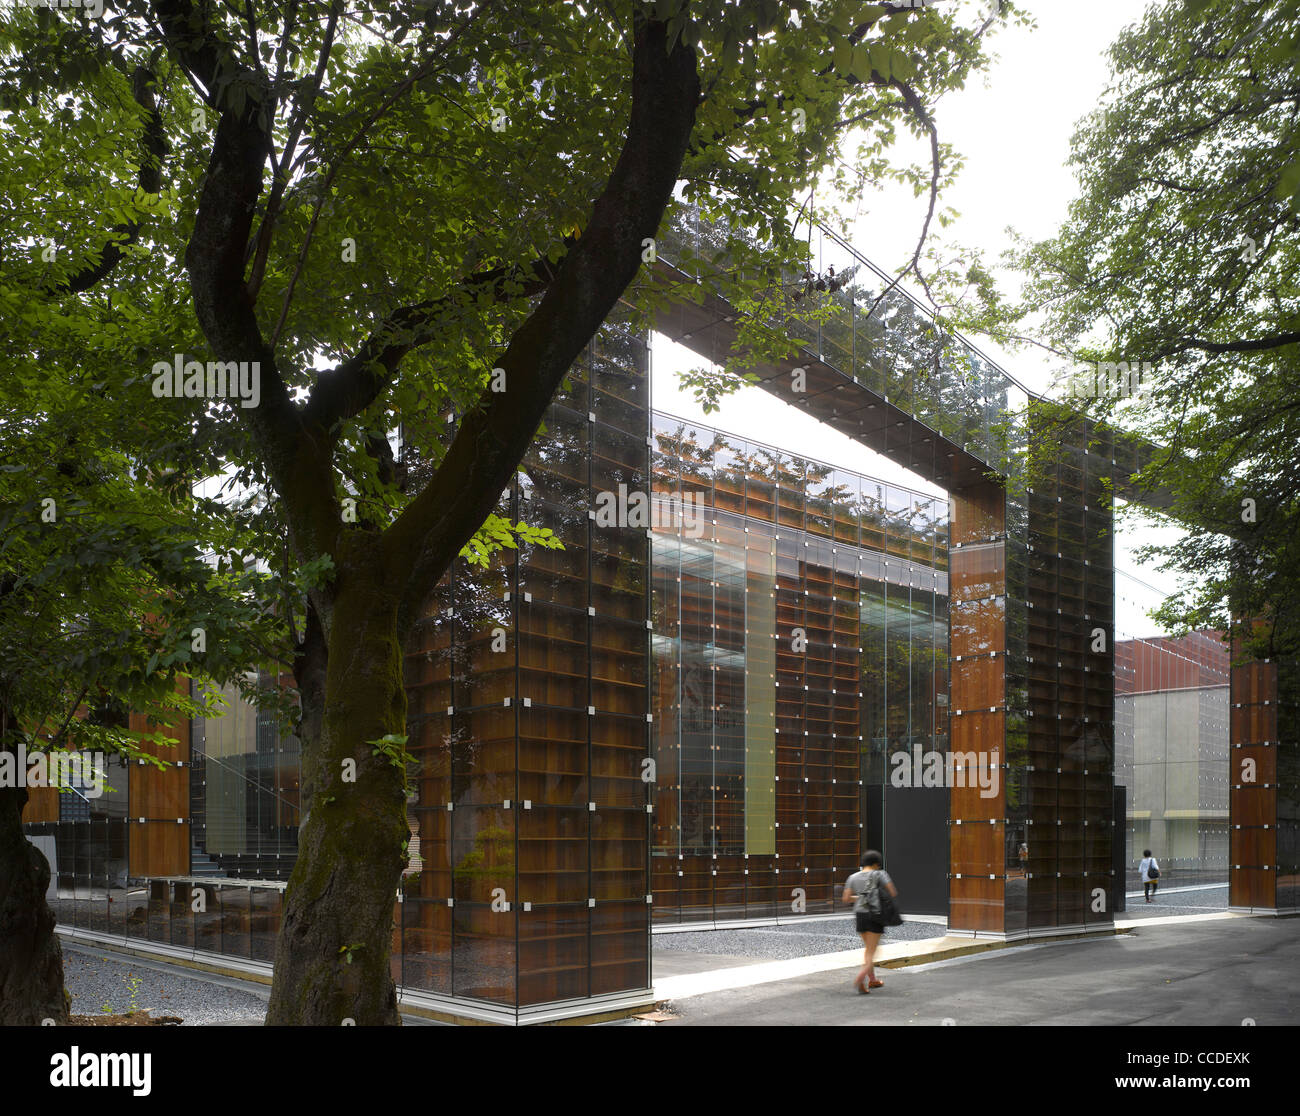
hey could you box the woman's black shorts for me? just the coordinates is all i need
[855,913,885,934]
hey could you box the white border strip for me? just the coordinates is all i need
[653,912,946,934]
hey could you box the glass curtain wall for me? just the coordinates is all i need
[1005,407,1117,933]
[656,204,1014,482]
[26,753,129,940]
[650,415,949,924]
[190,673,301,881]
[402,313,652,1010]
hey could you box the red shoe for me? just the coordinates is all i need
[868,979,884,989]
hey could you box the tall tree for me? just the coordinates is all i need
[1,0,1002,1023]
[992,0,1300,657]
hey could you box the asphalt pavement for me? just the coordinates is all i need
[659,914,1298,1026]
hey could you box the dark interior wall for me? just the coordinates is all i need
[883,785,949,916]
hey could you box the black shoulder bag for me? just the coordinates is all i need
[875,872,903,927]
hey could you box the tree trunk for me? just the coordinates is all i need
[266,539,410,1025]
[292,598,329,819]
[0,774,69,1025]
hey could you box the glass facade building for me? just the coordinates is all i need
[656,209,1127,932]
[190,675,301,880]
[24,207,1298,1023]
[397,313,655,1010]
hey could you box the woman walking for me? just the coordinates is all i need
[1138,848,1161,902]
[842,850,898,994]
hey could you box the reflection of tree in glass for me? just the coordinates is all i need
[452,825,513,885]
[653,420,941,559]
[661,204,1025,474]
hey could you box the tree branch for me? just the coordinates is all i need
[45,66,167,297]
[155,0,341,583]
[303,248,569,431]
[247,0,342,299]
[269,10,485,346]
[383,14,702,638]
[866,79,941,318]
[686,9,895,155]
[1170,331,1300,356]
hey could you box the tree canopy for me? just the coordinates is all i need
[986,0,1300,657]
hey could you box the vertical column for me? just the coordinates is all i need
[405,321,658,1018]
[859,550,887,884]
[742,454,778,921]
[585,332,653,998]
[1230,653,1277,910]
[1229,648,1298,913]
[649,421,686,921]
[831,546,863,907]
[1019,409,1115,936]
[1283,660,1300,913]
[948,479,1007,933]
[744,546,777,855]
[1081,433,1117,930]
[400,572,455,999]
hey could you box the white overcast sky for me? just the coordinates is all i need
[651,0,1184,639]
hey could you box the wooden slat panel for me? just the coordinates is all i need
[948,481,1009,934]
[130,820,188,877]
[24,785,60,823]
[949,876,1004,933]
[950,818,1004,875]
[1230,827,1276,866]
[1231,652,1279,908]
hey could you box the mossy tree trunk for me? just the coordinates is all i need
[266,538,410,1025]
[0,761,68,1026]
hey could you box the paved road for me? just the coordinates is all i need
[651,886,1230,977]
[661,916,1299,1027]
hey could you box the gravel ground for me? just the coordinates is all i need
[654,916,949,961]
[1120,883,1228,919]
[62,943,268,1025]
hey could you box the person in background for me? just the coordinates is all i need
[1138,848,1160,902]
[842,850,898,994]
[1018,841,1029,877]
